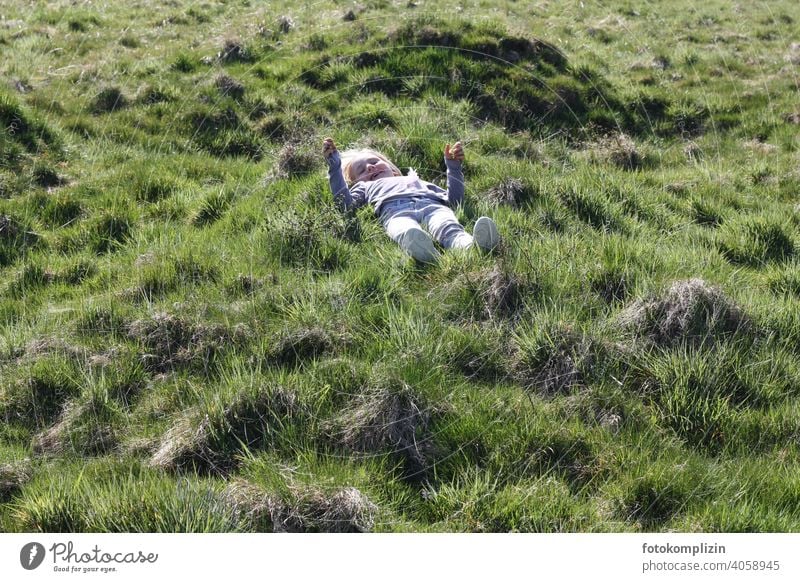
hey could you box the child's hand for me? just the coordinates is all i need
[323,137,338,159]
[445,141,465,162]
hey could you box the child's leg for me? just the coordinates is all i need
[422,202,473,250]
[384,214,424,243]
[473,216,500,251]
[381,201,440,262]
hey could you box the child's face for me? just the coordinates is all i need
[350,155,395,182]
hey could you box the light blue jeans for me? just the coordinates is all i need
[379,196,473,250]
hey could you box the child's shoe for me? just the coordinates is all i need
[401,228,441,263]
[473,216,499,252]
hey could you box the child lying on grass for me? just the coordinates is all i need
[323,137,499,263]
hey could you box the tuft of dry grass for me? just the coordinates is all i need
[277,15,294,34]
[0,461,32,501]
[267,326,339,366]
[784,42,800,65]
[23,338,86,361]
[618,278,751,346]
[92,86,128,114]
[0,215,21,241]
[513,327,600,396]
[440,264,533,323]
[149,413,206,470]
[683,141,703,161]
[228,273,264,296]
[477,265,526,320]
[218,39,250,62]
[221,479,278,530]
[223,478,376,532]
[214,74,245,100]
[32,400,118,456]
[324,381,435,481]
[273,143,319,179]
[127,312,244,374]
[486,178,534,208]
[149,386,299,474]
[589,133,643,170]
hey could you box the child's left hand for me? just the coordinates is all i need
[445,141,465,162]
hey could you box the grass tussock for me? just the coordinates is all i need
[127,312,246,375]
[223,479,376,533]
[31,161,67,188]
[617,473,694,528]
[1,357,83,429]
[0,91,60,153]
[266,326,342,367]
[136,84,175,105]
[92,86,128,114]
[88,208,135,253]
[214,74,245,100]
[478,266,527,320]
[0,461,32,501]
[443,264,535,322]
[75,306,129,338]
[273,143,319,179]
[32,396,121,456]
[513,326,611,396]
[324,380,436,482]
[442,324,510,382]
[768,264,800,297]
[717,216,796,266]
[588,133,644,170]
[631,343,795,453]
[182,105,263,160]
[149,384,300,474]
[218,39,252,63]
[486,178,537,208]
[561,189,625,232]
[618,278,751,346]
[262,209,354,271]
[0,214,40,266]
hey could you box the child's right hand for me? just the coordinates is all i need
[322,137,337,159]
[445,141,465,162]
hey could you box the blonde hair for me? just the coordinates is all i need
[339,148,402,185]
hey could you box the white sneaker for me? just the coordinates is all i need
[400,228,440,263]
[473,216,499,252]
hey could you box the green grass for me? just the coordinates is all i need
[1,0,800,532]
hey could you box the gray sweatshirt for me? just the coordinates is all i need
[326,150,465,215]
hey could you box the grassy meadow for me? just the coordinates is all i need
[1,0,799,532]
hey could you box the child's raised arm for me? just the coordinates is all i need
[444,141,465,207]
[323,137,366,212]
